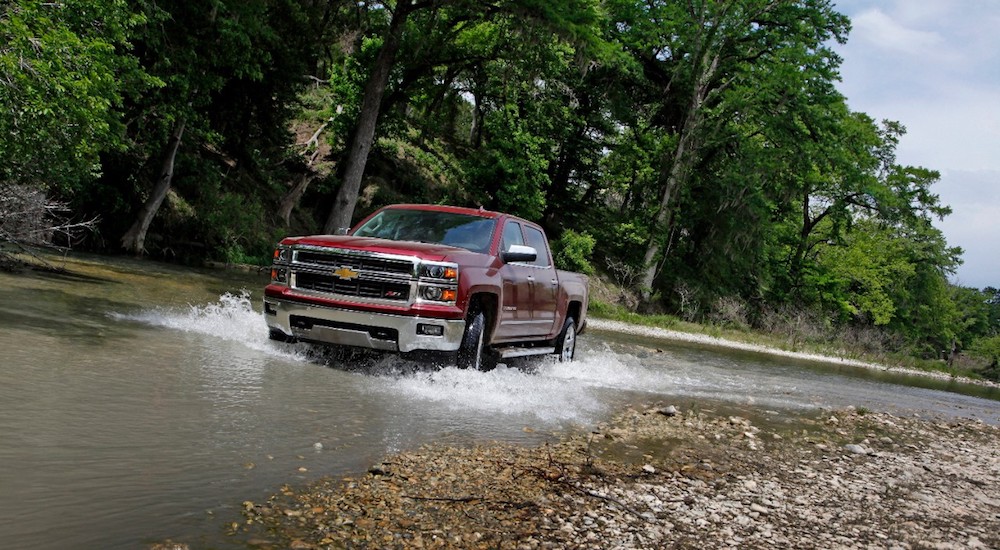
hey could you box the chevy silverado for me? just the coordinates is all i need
[263,204,589,369]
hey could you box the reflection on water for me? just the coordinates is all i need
[1,253,998,549]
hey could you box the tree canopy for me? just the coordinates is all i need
[3,0,995,374]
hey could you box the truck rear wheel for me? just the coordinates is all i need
[457,311,495,371]
[555,316,577,362]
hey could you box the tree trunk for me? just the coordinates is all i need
[278,119,331,225]
[468,74,484,148]
[278,173,314,226]
[323,2,412,234]
[637,137,689,302]
[638,52,720,306]
[637,103,704,302]
[121,119,186,254]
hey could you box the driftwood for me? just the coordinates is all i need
[278,106,340,226]
[0,184,97,269]
[278,117,332,225]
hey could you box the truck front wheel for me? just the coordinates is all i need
[457,311,495,371]
[555,316,577,362]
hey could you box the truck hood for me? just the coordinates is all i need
[283,235,484,263]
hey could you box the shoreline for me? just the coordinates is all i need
[587,318,1000,389]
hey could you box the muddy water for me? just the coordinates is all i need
[1,253,998,549]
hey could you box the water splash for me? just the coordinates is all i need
[109,293,789,423]
[110,291,308,360]
[366,345,675,424]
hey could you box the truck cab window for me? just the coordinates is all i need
[501,220,525,252]
[523,226,551,267]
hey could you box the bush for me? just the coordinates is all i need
[968,335,1000,381]
[552,229,595,274]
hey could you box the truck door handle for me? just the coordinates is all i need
[550,279,558,286]
[526,275,535,285]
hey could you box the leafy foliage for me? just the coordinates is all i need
[552,229,596,274]
[2,0,992,368]
[0,0,148,192]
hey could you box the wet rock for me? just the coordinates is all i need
[844,444,869,455]
[658,405,679,417]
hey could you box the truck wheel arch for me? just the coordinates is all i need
[566,301,583,331]
[466,292,499,341]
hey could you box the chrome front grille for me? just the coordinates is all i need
[294,249,413,276]
[294,272,410,300]
[290,246,415,303]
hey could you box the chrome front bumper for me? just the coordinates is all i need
[264,297,466,353]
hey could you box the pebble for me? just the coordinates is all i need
[226,407,1000,550]
[844,444,869,455]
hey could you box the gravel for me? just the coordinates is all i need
[229,405,1000,549]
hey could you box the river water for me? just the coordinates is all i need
[1,254,998,549]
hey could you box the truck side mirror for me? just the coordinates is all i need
[502,244,537,263]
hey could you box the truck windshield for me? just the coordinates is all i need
[352,209,496,253]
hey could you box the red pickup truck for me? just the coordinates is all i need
[263,204,589,369]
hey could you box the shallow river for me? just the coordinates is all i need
[1,254,998,549]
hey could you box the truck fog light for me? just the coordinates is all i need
[417,323,444,336]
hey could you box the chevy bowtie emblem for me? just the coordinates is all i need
[333,266,359,280]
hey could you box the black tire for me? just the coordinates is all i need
[457,311,495,370]
[555,316,577,362]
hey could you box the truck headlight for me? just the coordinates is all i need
[273,245,291,264]
[417,261,458,303]
[419,262,458,281]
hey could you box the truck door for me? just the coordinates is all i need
[495,220,535,340]
[522,224,559,337]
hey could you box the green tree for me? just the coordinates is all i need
[113,0,316,255]
[0,0,146,192]
[320,0,607,233]
[604,0,850,304]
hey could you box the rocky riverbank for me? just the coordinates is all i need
[232,405,1000,549]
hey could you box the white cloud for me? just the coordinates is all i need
[934,170,1000,289]
[850,8,947,57]
[879,86,1000,172]
[832,1,1000,288]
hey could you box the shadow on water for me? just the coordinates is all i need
[0,288,144,342]
[17,263,119,285]
[304,343,550,378]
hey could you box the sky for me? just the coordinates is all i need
[830,0,1000,289]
